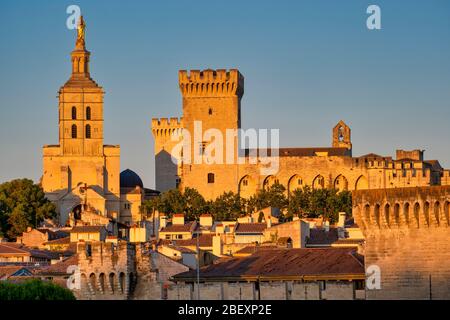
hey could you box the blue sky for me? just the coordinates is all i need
[0,0,449,188]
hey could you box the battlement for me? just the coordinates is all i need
[352,185,450,231]
[179,69,244,98]
[151,117,183,129]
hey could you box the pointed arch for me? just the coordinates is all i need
[403,202,410,226]
[312,175,325,190]
[374,204,381,227]
[334,175,348,191]
[355,175,368,190]
[413,202,420,228]
[394,203,400,226]
[424,201,430,227]
[433,201,441,226]
[364,204,371,227]
[86,106,91,120]
[71,124,77,139]
[263,175,278,190]
[85,124,91,139]
[288,174,303,194]
[239,175,256,199]
[384,203,391,227]
[71,106,77,120]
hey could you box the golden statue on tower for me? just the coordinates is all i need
[76,15,86,48]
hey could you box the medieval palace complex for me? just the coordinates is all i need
[152,69,450,200]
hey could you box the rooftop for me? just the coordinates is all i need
[234,223,267,234]
[173,248,364,282]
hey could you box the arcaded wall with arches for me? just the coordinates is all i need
[352,185,450,299]
[77,241,137,300]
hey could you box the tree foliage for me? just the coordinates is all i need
[0,179,56,239]
[143,184,351,223]
[0,279,75,300]
[288,186,352,223]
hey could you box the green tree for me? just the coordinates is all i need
[210,191,245,221]
[0,279,75,300]
[288,186,352,223]
[183,187,208,220]
[249,183,288,212]
[0,179,56,240]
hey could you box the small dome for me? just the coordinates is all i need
[120,169,143,189]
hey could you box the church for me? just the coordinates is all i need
[42,17,156,226]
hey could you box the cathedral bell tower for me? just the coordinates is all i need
[42,16,121,225]
[59,16,104,157]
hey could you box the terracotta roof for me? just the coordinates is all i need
[172,234,213,247]
[234,245,279,255]
[173,214,185,217]
[0,266,33,279]
[160,221,195,233]
[200,214,212,217]
[70,226,105,233]
[36,255,78,276]
[44,237,71,245]
[0,243,62,260]
[306,228,339,246]
[173,248,364,281]
[165,245,196,254]
[243,147,351,157]
[234,223,266,234]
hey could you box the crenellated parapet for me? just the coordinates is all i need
[352,186,450,231]
[441,170,450,185]
[151,117,184,139]
[179,69,244,98]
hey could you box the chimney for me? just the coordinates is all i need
[172,214,185,225]
[200,214,213,228]
[337,212,346,228]
[27,227,32,232]
[324,220,330,232]
[213,235,223,257]
[159,216,167,229]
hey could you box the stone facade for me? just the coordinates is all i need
[152,69,450,200]
[77,241,136,300]
[167,281,362,300]
[74,241,189,300]
[353,186,450,299]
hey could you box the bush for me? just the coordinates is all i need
[0,279,76,300]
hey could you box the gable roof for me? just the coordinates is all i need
[0,266,33,279]
[172,248,364,282]
[234,223,266,234]
[160,221,196,233]
[70,226,105,233]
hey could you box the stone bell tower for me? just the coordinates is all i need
[332,120,352,152]
[42,16,121,225]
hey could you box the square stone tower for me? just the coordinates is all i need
[179,69,244,200]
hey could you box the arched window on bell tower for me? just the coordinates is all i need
[71,124,77,138]
[85,124,91,139]
[86,106,91,120]
[72,106,77,120]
